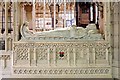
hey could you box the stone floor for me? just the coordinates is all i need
[1,78,114,80]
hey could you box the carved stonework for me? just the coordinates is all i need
[0,55,10,60]
[13,67,111,75]
[95,48,106,60]
[36,48,48,60]
[20,22,104,41]
[16,48,29,60]
[0,51,11,69]
[13,42,111,66]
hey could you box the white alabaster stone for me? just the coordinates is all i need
[86,24,97,31]
[20,22,103,41]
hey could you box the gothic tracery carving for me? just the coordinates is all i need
[13,42,110,66]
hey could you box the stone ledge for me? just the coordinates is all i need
[1,78,114,80]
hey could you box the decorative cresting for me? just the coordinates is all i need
[13,41,112,78]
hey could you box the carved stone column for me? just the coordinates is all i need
[64,0,66,28]
[17,3,21,41]
[13,2,18,42]
[54,0,56,29]
[20,3,25,23]
[118,2,120,79]
[104,2,111,41]
[5,2,8,52]
[112,2,120,79]
[32,2,35,32]
[43,0,46,31]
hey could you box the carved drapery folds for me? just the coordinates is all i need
[20,23,104,41]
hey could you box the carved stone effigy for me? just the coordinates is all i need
[20,22,104,41]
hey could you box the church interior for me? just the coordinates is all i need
[0,0,120,80]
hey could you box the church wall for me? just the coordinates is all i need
[111,2,120,79]
[118,2,120,79]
